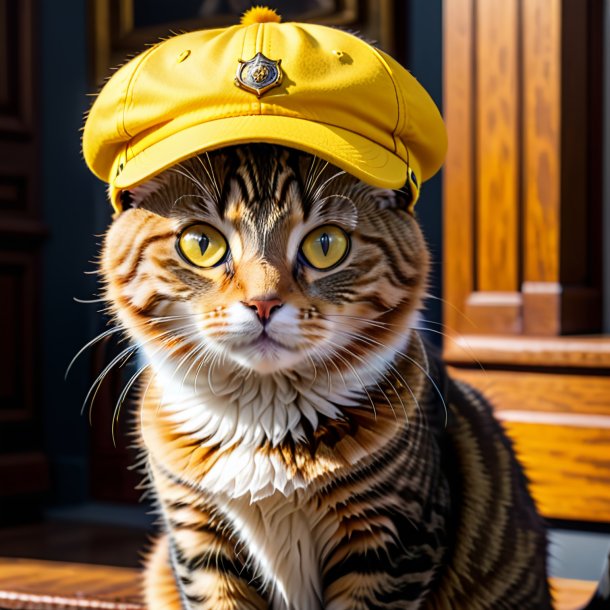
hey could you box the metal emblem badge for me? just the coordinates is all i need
[235,52,282,97]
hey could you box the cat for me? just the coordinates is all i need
[98,143,606,609]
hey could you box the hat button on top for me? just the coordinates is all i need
[240,6,282,25]
[235,6,283,97]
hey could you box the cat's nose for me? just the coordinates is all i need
[242,298,283,324]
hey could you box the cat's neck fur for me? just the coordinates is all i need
[144,324,414,446]
[139,324,424,500]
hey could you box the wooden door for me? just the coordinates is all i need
[443,0,610,523]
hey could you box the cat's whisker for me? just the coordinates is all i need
[179,343,214,392]
[300,339,333,394]
[311,169,346,202]
[326,311,485,375]
[196,153,222,202]
[329,327,419,421]
[111,361,151,446]
[171,163,216,202]
[424,293,480,331]
[82,343,139,421]
[67,313,199,380]
[325,343,377,419]
[73,296,105,304]
[314,193,356,208]
[409,326,486,374]
[172,193,209,208]
[332,341,401,420]
[303,157,328,201]
[305,353,318,386]
[66,325,127,380]
[87,319,203,427]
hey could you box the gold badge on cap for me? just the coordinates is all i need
[235,52,282,97]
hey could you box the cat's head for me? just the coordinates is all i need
[101,144,429,377]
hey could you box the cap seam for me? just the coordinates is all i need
[121,43,163,139]
[370,47,404,157]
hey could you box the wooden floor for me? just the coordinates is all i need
[0,522,598,609]
[0,557,598,610]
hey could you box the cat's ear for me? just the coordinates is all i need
[395,188,416,216]
[127,178,163,208]
[122,178,166,210]
[372,188,414,215]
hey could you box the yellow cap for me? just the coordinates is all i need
[83,7,447,212]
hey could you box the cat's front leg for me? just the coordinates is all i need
[145,532,269,610]
[321,509,446,610]
[145,458,269,610]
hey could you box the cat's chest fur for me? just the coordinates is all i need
[218,490,331,610]
[141,352,422,609]
[141,346,409,499]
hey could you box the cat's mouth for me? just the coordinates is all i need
[249,331,287,350]
[226,329,305,373]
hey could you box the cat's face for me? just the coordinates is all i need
[102,145,428,376]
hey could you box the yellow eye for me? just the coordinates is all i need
[300,225,350,270]
[177,224,228,268]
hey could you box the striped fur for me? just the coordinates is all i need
[100,145,555,609]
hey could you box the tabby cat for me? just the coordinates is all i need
[99,144,606,609]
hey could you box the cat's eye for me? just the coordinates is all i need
[177,223,228,268]
[300,225,350,270]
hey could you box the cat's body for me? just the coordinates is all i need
[102,145,553,609]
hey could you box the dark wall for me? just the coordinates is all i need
[38,1,445,506]
[40,0,110,504]
[402,0,444,339]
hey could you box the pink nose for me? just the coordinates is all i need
[242,298,283,324]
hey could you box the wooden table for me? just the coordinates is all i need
[0,558,597,609]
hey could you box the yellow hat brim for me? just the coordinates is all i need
[112,114,417,209]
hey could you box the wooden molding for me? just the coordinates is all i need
[444,334,610,369]
[522,282,602,336]
[463,291,522,335]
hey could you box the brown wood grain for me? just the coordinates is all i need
[522,0,560,284]
[503,420,610,522]
[442,0,474,335]
[443,0,602,338]
[0,558,596,609]
[449,369,610,416]
[463,291,522,335]
[0,558,143,609]
[450,367,610,522]
[476,0,519,292]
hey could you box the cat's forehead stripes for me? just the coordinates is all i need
[223,147,303,235]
